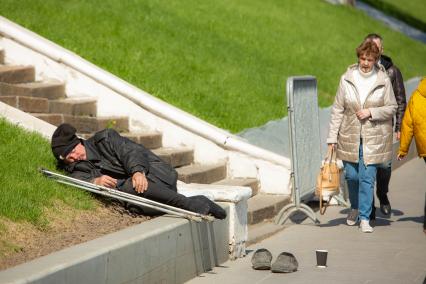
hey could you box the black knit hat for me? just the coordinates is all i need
[51,123,80,160]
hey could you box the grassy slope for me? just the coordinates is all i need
[0,119,94,228]
[360,0,426,32]
[0,0,425,132]
[381,0,426,22]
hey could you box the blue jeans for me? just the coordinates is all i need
[343,145,378,221]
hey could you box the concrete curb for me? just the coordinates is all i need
[0,204,230,284]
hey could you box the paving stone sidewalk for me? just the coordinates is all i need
[187,157,426,284]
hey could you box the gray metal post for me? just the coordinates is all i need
[275,76,321,225]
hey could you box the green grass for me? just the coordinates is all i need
[0,0,425,132]
[0,119,94,228]
[360,0,426,32]
[381,0,426,21]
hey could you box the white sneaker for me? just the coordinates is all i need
[360,220,374,233]
[346,209,358,226]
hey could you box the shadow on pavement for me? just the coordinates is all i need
[339,207,404,216]
[371,218,393,227]
[339,208,350,215]
[397,216,423,224]
[389,208,404,216]
[318,218,347,227]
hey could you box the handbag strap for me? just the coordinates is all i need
[330,146,337,163]
[319,146,338,215]
[319,167,334,215]
[325,146,338,164]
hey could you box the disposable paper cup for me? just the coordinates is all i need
[316,250,328,268]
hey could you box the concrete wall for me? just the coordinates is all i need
[0,206,229,284]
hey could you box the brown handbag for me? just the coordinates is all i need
[316,146,341,215]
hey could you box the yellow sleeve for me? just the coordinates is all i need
[398,96,414,155]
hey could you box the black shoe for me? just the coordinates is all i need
[207,199,227,220]
[187,196,210,216]
[380,203,391,216]
[189,195,227,220]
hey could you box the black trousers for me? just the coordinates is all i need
[370,162,392,219]
[424,158,426,230]
[116,176,191,215]
[376,163,391,205]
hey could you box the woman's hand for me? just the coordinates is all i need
[356,109,371,120]
[328,143,336,150]
[132,172,149,193]
[397,154,405,161]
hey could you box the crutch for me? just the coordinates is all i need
[39,168,215,222]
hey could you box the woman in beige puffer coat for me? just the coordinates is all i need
[327,41,397,233]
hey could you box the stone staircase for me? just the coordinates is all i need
[0,48,289,238]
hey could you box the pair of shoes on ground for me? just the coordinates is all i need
[251,248,298,273]
[346,209,374,233]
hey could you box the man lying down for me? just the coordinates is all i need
[50,123,226,219]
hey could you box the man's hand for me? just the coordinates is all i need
[94,175,117,188]
[397,153,405,161]
[132,172,148,193]
[395,131,401,141]
[356,109,371,120]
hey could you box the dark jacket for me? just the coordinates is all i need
[62,129,178,186]
[380,55,407,132]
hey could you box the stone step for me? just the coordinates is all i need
[247,221,287,246]
[79,131,163,149]
[0,49,4,64]
[49,97,97,116]
[213,177,259,196]
[247,194,290,225]
[0,65,35,84]
[95,117,129,132]
[121,131,162,149]
[176,163,227,184]
[32,114,129,133]
[0,80,66,99]
[152,147,194,168]
[0,96,48,113]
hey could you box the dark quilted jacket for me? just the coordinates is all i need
[380,55,407,132]
[62,128,177,185]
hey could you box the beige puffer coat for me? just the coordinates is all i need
[327,64,397,165]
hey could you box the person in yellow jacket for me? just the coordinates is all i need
[397,77,426,162]
[397,77,426,234]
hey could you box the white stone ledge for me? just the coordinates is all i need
[178,183,251,260]
[0,101,55,139]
